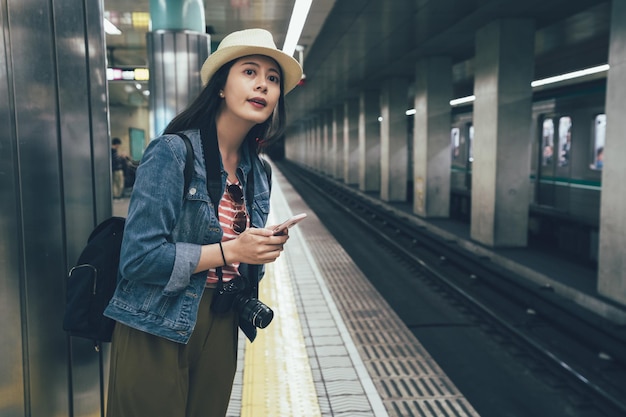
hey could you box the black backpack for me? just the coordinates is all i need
[63,217,125,344]
[63,133,194,346]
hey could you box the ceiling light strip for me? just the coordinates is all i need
[283,0,313,57]
[404,64,610,114]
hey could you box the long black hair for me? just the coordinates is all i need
[164,56,288,151]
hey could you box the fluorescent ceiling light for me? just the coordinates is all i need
[531,64,609,87]
[104,18,122,35]
[450,95,476,106]
[283,0,312,56]
[405,64,611,113]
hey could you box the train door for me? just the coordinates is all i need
[536,114,572,209]
[450,122,473,190]
[450,120,473,221]
[590,114,605,171]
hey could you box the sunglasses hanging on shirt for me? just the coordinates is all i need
[227,183,247,234]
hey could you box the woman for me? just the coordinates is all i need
[104,28,303,417]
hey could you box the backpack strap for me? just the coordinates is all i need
[260,157,272,193]
[199,122,224,210]
[173,133,194,198]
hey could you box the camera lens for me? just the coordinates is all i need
[237,296,274,329]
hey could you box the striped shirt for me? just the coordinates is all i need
[206,180,248,286]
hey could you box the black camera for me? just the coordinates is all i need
[234,293,274,329]
[210,276,274,329]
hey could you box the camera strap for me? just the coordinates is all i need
[199,120,259,295]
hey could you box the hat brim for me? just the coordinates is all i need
[201,45,302,94]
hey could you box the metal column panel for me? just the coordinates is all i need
[0,0,26,414]
[0,0,111,416]
[5,0,69,415]
[57,0,113,415]
[148,30,209,137]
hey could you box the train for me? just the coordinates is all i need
[447,78,606,266]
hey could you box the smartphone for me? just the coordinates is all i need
[272,213,307,235]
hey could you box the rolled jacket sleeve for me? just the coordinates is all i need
[163,242,202,294]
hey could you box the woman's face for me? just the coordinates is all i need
[220,54,282,126]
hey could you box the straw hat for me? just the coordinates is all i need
[200,28,303,94]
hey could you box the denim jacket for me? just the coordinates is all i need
[103,129,270,344]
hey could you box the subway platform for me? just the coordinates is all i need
[223,164,479,417]
[113,163,480,417]
[112,155,626,417]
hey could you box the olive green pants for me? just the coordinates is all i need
[106,289,239,417]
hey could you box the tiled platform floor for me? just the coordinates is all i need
[226,162,478,417]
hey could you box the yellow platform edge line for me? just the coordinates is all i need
[241,253,321,417]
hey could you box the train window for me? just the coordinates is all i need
[542,119,554,166]
[451,128,460,160]
[557,116,572,167]
[591,114,605,170]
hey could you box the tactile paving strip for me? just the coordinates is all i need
[275,166,480,417]
[266,171,389,417]
[240,257,321,417]
[227,163,479,417]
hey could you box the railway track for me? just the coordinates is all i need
[276,159,626,417]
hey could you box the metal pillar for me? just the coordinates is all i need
[147,0,209,136]
[0,0,111,415]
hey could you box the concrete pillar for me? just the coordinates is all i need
[305,120,314,168]
[413,58,453,217]
[300,120,311,166]
[314,117,323,172]
[308,117,319,171]
[598,0,626,306]
[148,0,209,136]
[303,120,310,168]
[471,19,535,247]
[298,123,307,164]
[284,126,294,160]
[380,78,410,202]
[321,111,331,175]
[294,122,304,165]
[332,105,345,180]
[359,89,381,192]
[344,99,360,185]
[285,123,307,164]
[303,120,311,168]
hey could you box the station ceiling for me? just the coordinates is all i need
[104,0,611,126]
